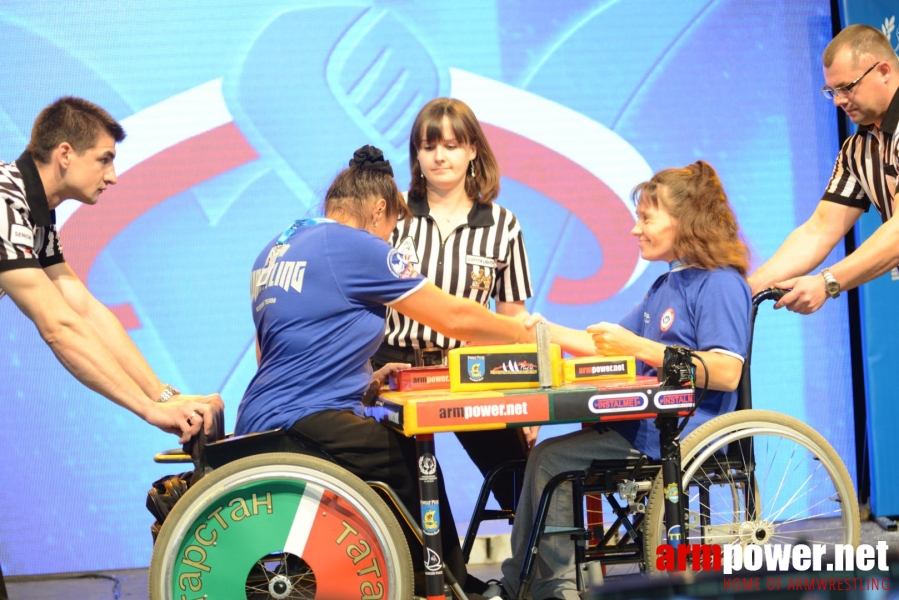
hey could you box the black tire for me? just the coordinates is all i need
[149,452,414,599]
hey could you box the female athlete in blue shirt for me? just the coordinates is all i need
[236,146,537,596]
[492,161,752,600]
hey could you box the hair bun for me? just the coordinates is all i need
[350,145,394,177]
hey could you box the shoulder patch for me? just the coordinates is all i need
[387,248,418,279]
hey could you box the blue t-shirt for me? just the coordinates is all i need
[235,221,425,435]
[609,266,751,458]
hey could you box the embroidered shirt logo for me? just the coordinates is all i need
[470,265,493,291]
[660,308,675,332]
[467,255,496,291]
[387,248,417,279]
[396,236,420,264]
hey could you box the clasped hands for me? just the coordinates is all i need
[147,393,225,443]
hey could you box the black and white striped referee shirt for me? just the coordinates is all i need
[0,152,65,300]
[384,192,533,350]
[823,88,899,223]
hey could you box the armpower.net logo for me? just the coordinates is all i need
[437,401,530,420]
[657,542,891,592]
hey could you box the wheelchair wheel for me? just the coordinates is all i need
[149,452,413,599]
[643,410,859,572]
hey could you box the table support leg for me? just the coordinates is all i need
[0,558,8,600]
[656,416,686,556]
[416,433,445,600]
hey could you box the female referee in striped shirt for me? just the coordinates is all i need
[372,98,535,512]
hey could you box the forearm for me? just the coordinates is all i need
[85,299,166,398]
[42,315,154,418]
[629,340,740,391]
[548,324,597,357]
[828,216,899,290]
[689,351,742,392]
[750,222,838,290]
[439,298,523,343]
[496,300,527,317]
[394,282,530,344]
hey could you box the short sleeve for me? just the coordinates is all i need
[328,227,425,305]
[693,270,751,361]
[37,225,65,268]
[0,197,42,274]
[495,227,533,302]
[821,136,871,211]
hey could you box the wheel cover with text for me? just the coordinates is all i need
[150,453,410,599]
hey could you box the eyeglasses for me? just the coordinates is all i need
[821,62,881,99]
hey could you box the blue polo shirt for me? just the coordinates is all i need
[611,266,751,458]
[236,220,425,435]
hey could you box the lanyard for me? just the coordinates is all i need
[276,218,335,245]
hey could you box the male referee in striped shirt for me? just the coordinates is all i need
[748,24,899,311]
[0,98,223,441]
[1,98,225,596]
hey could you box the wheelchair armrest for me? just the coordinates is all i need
[153,448,192,464]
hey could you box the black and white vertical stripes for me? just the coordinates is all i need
[384,199,533,350]
[823,91,899,230]
[0,155,65,300]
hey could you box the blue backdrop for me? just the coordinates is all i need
[0,0,854,575]
[838,0,899,518]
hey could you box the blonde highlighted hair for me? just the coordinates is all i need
[632,161,749,277]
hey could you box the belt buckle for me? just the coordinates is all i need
[419,348,446,367]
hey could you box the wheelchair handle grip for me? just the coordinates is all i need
[752,287,787,307]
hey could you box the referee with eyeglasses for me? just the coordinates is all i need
[749,24,899,309]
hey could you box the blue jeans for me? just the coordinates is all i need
[501,427,641,600]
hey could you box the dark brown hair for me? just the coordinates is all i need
[324,165,410,227]
[27,97,125,163]
[407,98,500,205]
[632,161,749,277]
[823,24,899,68]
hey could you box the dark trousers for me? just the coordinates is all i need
[373,343,530,511]
[0,559,7,600]
[289,409,468,585]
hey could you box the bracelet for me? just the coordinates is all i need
[156,384,180,403]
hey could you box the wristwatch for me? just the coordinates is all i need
[821,268,841,299]
[156,384,180,403]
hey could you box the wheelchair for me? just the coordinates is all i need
[462,289,860,597]
[147,289,860,599]
[147,427,422,599]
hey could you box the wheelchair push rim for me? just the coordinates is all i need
[149,452,413,599]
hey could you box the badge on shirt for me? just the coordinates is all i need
[10,224,34,249]
[466,255,496,291]
[660,308,675,332]
[387,248,417,279]
[396,236,420,264]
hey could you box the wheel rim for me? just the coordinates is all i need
[679,424,856,548]
[156,464,400,599]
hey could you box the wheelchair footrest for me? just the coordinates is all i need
[479,509,515,521]
[542,525,591,541]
